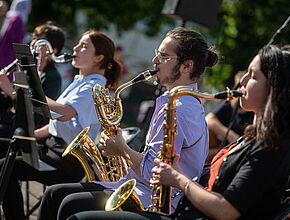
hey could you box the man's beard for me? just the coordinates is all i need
[157,63,181,85]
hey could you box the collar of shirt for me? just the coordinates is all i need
[74,73,106,84]
[156,83,198,109]
[59,73,106,100]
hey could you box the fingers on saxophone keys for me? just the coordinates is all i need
[99,138,105,146]
[101,131,108,139]
[150,173,160,184]
[101,149,107,157]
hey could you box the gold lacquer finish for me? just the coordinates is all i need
[105,179,145,211]
[62,70,158,182]
[62,126,108,182]
[105,86,242,213]
[91,83,128,182]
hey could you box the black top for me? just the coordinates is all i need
[175,136,290,220]
[214,102,254,136]
[216,137,290,219]
[35,62,62,129]
[40,62,62,100]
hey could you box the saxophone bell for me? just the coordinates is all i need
[105,179,145,212]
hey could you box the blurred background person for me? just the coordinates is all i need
[30,21,63,102]
[0,0,8,28]
[205,71,254,164]
[0,22,64,148]
[114,45,128,78]
[0,0,31,80]
[0,0,31,143]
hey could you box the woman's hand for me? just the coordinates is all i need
[150,155,183,188]
[99,128,127,157]
[0,73,16,99]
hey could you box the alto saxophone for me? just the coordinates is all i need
[105,86,242,213]
[62,70,158,182]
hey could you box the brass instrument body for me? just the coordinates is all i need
[91,70,158,182]
[62,127,108,182]
[149,86,243,214]
[62,70,158,182]
[93,71,157,181]
[105,179,145,212]
[32,39,74,63]
[105,86,242,213]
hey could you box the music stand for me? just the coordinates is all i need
[0,43,56,202]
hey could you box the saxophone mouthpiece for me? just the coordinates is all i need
[131,70,158,83]
[54,53,76,63]
[214,90,243,100]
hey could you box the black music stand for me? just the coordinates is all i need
[0,43,57,203]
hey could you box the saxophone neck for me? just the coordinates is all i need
[114,69,158,100]
[113,69,158,123]
[114,80,133,100]
[168,85,243,101]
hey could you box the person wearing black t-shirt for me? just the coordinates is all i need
[206,99,254,164]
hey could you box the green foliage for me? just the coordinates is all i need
[27,0,173,37]
[201,0,290,89]
[19,0,290,88]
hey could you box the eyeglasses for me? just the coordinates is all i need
[154,49,179,63]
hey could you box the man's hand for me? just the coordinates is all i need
[99,128,127,157]
[150,155,182,188]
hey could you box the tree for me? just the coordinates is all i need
[202,0,290,88]
[22,0,173,37]
[6,0,289,88]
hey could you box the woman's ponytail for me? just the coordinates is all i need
[85,29,122,90]
[104,59,121,90]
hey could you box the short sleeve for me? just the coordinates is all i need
[222,149,285,214]
[63,83,93,114]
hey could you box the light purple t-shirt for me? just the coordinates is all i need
[97,83,209,212]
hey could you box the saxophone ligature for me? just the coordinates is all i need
[62,69,158,182]
[105,86,243,213]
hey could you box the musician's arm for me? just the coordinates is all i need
[34,124,50,140]
[177,174,240,220]
[46,96,77,121]
[206,112,239,144]
[119,141,143,176]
